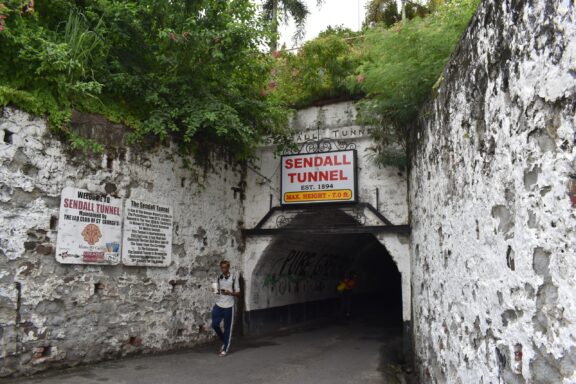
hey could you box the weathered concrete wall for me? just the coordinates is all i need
[410,1,576,383]
[1,102,410,376]
[242,101,411,322]
[0,108,245,377]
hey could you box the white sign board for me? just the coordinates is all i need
[121,199,173,267]
[56,187,122,265]
[281,150,357,205]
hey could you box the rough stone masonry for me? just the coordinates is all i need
[0,108,246,377]
[410,1,576,383]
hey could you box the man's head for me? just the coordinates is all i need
[220,260,230,275]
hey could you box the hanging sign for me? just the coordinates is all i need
[121,199,173,267]
[281,150,357,205]
[55,187,122,265]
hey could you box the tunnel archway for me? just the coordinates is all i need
[243,209,403,336]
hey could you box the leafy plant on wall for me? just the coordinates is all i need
[354,0,481,166]
[0,0,290,158]
[266,0,480,167]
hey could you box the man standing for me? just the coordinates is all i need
[211,260,240,356]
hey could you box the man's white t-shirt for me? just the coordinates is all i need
[215,273,237,308]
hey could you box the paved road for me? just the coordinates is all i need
[7,317,406,384]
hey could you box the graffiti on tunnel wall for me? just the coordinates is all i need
[260,249,347,297]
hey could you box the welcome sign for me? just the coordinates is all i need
[56,187,122,265]
[281,150,357,205]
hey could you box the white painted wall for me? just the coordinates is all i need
[0,108,245,377]
[410,1,576,382]
[0,101,411,377]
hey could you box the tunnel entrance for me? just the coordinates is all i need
[243,208,404,338]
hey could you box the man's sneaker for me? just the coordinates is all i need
[220,345,225,353]
[219,351,227,357]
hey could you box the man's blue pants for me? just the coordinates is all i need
[211,305,233,352]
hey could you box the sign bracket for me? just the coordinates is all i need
[243,202,409,237]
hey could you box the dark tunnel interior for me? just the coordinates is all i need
[244,209,403,336]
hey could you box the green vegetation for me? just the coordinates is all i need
[0,0,480,164]
[0,0,288,158]
[364,0,433,28]
[268,0,480,166]
[355,0,479,164]
[268,26,362,109]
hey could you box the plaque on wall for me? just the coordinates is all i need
[121,199,173,267]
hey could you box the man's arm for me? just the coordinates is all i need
[221,289,241,297]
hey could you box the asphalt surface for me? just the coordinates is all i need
[6,317,406,384]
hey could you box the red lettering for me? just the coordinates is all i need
[314,157,323,167]
[70,200,92,211]
[333,156,342,166]
[303,158,313,168]
[294,158,303,168]
[324,157,333,166]
[285,159,293,169]
[343,154,351,165]
[286,166,352,184]
[96,204,120,216]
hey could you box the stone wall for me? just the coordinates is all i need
[410,1,576,383]
[0,108,246,377]
[0,100,410,377]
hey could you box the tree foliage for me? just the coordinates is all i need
[0,0,289,157]
[263,0,307,50]
[268,26,362,108]
[364,0,431,28]
[267,0,479,167]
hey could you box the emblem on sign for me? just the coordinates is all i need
[81,224,102,245]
